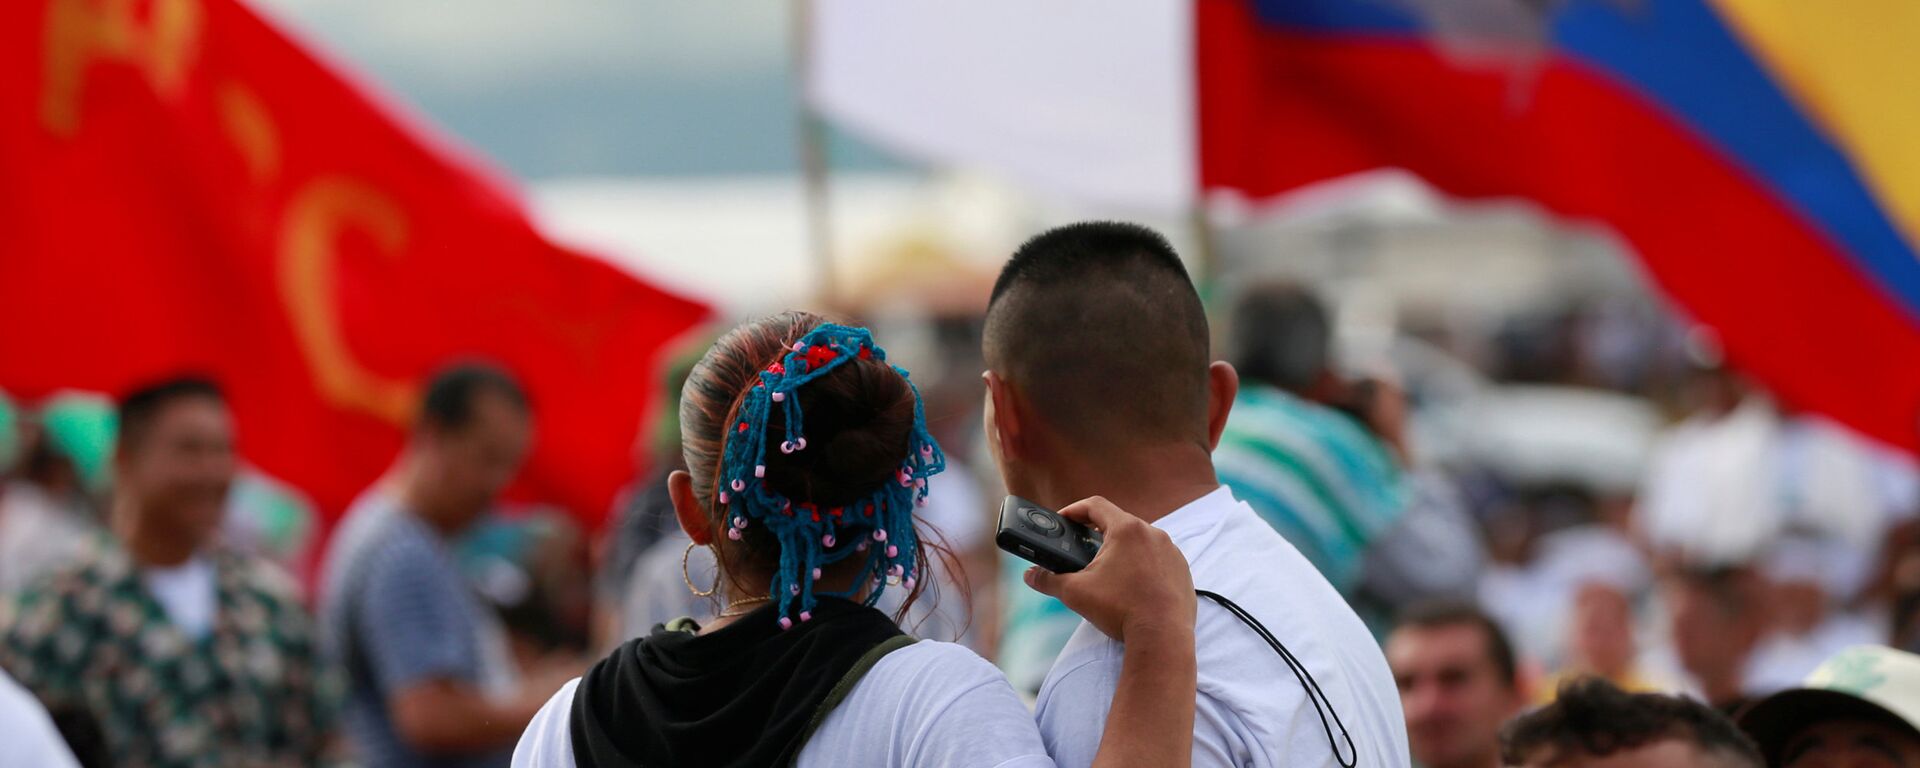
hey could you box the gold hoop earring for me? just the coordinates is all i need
[683,541,716,598]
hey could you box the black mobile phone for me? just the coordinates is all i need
[996,495,1103,574]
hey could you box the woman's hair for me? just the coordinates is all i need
[680,311,948,622]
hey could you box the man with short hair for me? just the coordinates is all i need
[0,377,335,767]
[1387,601,1527,768]
[1501,678,1761,768]
[321,364,574,768]
[1738,645,1920,768]
[983,221,1409,767]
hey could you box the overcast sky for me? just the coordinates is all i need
[256,0,897,179]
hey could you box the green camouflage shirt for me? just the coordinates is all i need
[0,538,339,768]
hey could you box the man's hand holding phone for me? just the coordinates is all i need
[1017,496,1196,644]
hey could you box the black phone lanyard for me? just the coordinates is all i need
[1195,589,1359,767]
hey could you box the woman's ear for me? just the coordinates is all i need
[669,470,713,545]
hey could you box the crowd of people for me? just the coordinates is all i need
[1,221,1918,767]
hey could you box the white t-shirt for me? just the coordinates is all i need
[142,555,218,641]
[513,640,1054,768]
[1035,486,1410,768]
[0,667,81,768]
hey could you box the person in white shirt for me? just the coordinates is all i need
[0,666,80,768]
[513,312,1198,768]
[981,222,1411,767]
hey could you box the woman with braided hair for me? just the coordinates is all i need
[513,312,1198,768]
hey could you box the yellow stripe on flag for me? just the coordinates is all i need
[1708,0,1920,256]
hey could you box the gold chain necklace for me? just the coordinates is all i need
[715,596,772,619]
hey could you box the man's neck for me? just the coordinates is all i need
[113,500,197,568]
[1026,443,1221,524]
[391,460,473,537]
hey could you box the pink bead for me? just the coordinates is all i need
[886,545,898,558]
[771,391,785,402]
[795,437,807,450]
[733,517,748,529]
[718,491,729,504]
[754,465,766,478]
[800,611,812,622]
[903,577,916,591]
[856,541,870,552]
[792,342,806,353]
[727,528,742,541]
[921,445,933,458]
[812,568,822,580]
[731,479,745,492]
[873,529,888,542]
[790,584,801,596]
[889,564,904,577]
[822,534,836,547]
[780,441,795,454]
[779,617,793,630]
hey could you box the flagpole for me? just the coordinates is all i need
[1190,197,1219,291]
[794,0,838,309]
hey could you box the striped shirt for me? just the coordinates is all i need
[1213,385,1408,591]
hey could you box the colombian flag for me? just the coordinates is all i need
[815,0,1920,455]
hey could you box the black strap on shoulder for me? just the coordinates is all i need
[783,634,920,765]
[1197,589,1357,767]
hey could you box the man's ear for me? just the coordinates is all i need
[984,370,1027,465]
[1205,361,1240,450]
[669,470,712,545]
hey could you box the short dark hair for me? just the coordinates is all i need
[1501,678,1762,768]
[1227,282,1331,395]
[117,377,224,453]
[418,363,529,432]
[983,221,1210,448]
[1393,600,1520,688]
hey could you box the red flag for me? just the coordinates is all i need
[0,0,711,523]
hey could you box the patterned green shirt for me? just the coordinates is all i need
[0,538,339,768]
[1214,384,1408,591]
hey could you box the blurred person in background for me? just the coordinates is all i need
[1216,282,1483,631]
[1386,601,1527,768]
[591,340,707,650]
[0,411,99,594]
[1662,565,1769,715]
[0,665,81,768]
[0,377,336,767]
[1500,678,1761,768]
[321,365,578,768]
[1738,645,1920,768]
[1542,581,1664,697]
[1745,534,1885,695]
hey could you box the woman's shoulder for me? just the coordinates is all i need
[808,640,1054,767]
[865,639,1008,690]
[511,677,582,768]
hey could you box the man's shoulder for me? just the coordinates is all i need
[216,550,308,608]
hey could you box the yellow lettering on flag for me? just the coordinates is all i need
[1707,0,1920,257]
[42,0,203,136]
[278,177,418,426]
[218,81,280,183]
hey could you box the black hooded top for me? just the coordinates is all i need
[568,597,912,768]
